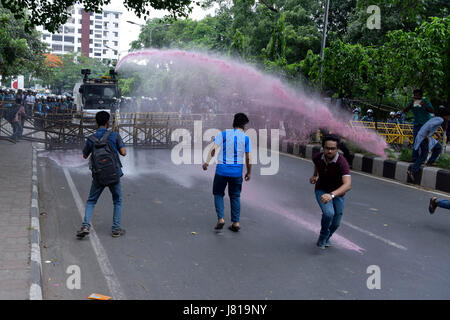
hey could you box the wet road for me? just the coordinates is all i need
[37,147,450,299]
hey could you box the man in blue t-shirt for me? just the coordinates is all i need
[76,111,127,239]
[203,113,252,232]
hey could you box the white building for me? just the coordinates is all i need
[37,4,122,63]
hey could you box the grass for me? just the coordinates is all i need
[398,148,412,162]
[435,153,450,170]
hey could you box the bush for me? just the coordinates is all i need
[398,148,412,162]
[435,153,450,170]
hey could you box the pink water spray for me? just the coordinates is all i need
[116,49,387,157]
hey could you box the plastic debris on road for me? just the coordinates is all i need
[88,293,112,300]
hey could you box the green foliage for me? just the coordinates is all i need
[399,148,412,162]
[1,0,196,33]
[123,0,448,109]
[435,153,450,170]
[41,53,110,94]
[0,7,47,80]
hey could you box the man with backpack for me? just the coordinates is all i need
[76,111,127,238]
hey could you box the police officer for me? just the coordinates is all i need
[361,109,375,122]
[352,107,361,121]
[387,111,397,123]
[395,111,404,124]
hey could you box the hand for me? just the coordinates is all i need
[202,163,208,171]
[245,173,251,181]
[309,176,318,184]
[320,193,333,204]
[425,135,430,142]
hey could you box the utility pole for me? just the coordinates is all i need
[320,0,330,90]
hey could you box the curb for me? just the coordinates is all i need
[29,146,43,300]
[280,141,450,194]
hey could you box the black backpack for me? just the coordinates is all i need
[88,131,120,186]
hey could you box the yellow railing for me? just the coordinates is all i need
[349,121,446,145]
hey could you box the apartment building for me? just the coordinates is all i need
[37,4,122,63]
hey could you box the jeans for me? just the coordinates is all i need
[411,140,442,172]
[82,179,122,231]
[11,121,23,140]
[213,174,243,223]
[437,199,450,210]
[412,124,423,162]
[315,190,345,244]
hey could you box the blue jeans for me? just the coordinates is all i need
[213,174,243,223]
[437,199,450,210]
[11,121,23,140]
[315,190,345,244]
[411,140,442,172]
[82,179,122,231]
[412,124,423,161]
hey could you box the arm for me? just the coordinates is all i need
[320,175,352,203]
[420,99,434,113]
[244,152,251,181]
[331,175,352,197]
[309,166,319,184]
[202,144,218,170]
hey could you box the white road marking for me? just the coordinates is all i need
[342,221,407,251]
[63,168,126,300]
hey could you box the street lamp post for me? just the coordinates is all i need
[319,0,330,90]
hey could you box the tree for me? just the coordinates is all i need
[344,0,449,46]
[0,0,200,33]
[42,53,110,94]
[0,6,47,82]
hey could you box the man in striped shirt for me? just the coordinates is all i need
[203,113,252,232]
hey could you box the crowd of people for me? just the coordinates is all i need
[0,88,75,141]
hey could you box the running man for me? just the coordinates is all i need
[202,113,252,232]
[310,134,352,249]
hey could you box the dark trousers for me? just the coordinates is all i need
[213,174,243,223]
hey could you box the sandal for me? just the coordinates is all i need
[228,225,240,232]
[214,222,225,230]
[429,197,438,214]
[407,169,415,183]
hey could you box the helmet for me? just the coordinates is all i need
[353,107,361,113]
[390,112,395,116]
[396,111,402,116]
[367,109,373,114]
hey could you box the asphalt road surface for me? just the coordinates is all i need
[36,147,450,299]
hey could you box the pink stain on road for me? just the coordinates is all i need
[244,185,365,254]
[116,49,387,157]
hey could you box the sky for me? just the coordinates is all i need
[104,0,217,55]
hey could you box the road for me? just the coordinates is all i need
[36,147,450,299]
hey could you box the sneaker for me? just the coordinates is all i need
[76,226,90,238]
[316,239,326,249]
[112,228,126,238]
[429,197,438,214]
[325,239,332,247]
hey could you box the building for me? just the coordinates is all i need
[37,4,122,64]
